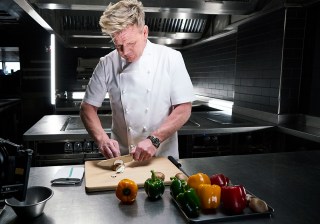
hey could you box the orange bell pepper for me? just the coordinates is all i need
[197,184,221,210]
[187,172,211,193]
[116,178,138,204]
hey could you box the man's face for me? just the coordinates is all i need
[112,24,148,62]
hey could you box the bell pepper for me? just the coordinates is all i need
[115,178,138,204]
[210,173,230,187]
[144,170,165,200]
[187,172,211,193]
[170,176,187,198]
[197,184,221,210]
[221,185,247,214]
[176,187,201,218]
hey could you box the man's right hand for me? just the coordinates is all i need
[80,102,120,159]
[97,138,120,159]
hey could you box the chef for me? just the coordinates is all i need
[80,0,194,162]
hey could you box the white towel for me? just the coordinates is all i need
[51,167,84,185]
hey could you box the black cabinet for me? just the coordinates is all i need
[178,128,276,159]
[232,129,276,155]
[276,132,320,152]
[0,99,21,143]
[25,140,105,166]
[191,134,233,157]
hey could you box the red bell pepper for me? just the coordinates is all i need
[210,173,230,187]
[221,185,247,214]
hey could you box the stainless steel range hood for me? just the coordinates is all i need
[2,0,301,48]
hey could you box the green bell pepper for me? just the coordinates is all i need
[176,187,201,218]
[170,176,187,198]
[144,170,165,200]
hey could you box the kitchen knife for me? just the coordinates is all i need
[168,156,189,177]
[97,154,134,168]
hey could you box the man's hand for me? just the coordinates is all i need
[98,138,120,159]
[80,102,120,159]
[130,139,156,161]
[130,102,192,161]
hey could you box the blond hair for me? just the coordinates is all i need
[99,0,145,36]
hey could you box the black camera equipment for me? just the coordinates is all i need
[0,138,32,201]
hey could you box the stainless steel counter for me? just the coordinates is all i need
[1,151,320,223]
[23,111,274,141]
[233,105,320,145]
[277,114,320,143]
[22,110,275,166]
[55,99,111,113]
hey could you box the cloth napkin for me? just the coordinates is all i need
[51,167,84,185]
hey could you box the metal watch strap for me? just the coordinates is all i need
[147,135,160,148]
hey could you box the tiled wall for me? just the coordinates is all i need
[279,8,307,114]
[182,7,307,115]
[301,3,320,116]
[234,9,285,113]
[182,34,237,101]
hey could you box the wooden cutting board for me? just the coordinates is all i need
[85,157,182,192]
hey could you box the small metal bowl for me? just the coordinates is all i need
[5,186,53,219]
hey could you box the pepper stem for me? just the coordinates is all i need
[151,170,156,181]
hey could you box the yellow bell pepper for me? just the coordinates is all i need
[187,172,211,193]
[115,178,138,204]
[197,184,221,210]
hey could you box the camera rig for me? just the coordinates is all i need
[0,138,32,201]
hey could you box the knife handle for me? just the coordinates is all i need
[168,156,181,168]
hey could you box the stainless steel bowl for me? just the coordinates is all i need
[5,186,53,219]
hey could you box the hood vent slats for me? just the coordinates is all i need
[0,10,19,24]
[146,13,207,34]
[0,0,274,48]
[60,13,208,41]
[61,15,207,34]
[62,15,100,31]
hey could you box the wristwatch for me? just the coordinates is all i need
[147,135,161,148]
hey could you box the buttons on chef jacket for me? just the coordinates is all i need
[145,88,150,113]
[122,90,126,94]
[125,108,129,114]
[128,126,147,132]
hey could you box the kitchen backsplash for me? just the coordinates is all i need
[182,34,236,102]
[182,7,309,115]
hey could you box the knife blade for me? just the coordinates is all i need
[97,154,134,168]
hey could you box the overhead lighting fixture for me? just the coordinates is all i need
[72,92,109,100]
[50,34,56,105]
[70,35,109,39]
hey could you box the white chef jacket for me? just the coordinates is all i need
[83,40,194,159]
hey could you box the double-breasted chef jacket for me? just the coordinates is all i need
[83,40,194,159]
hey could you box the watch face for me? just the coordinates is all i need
[148,136,160,148]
